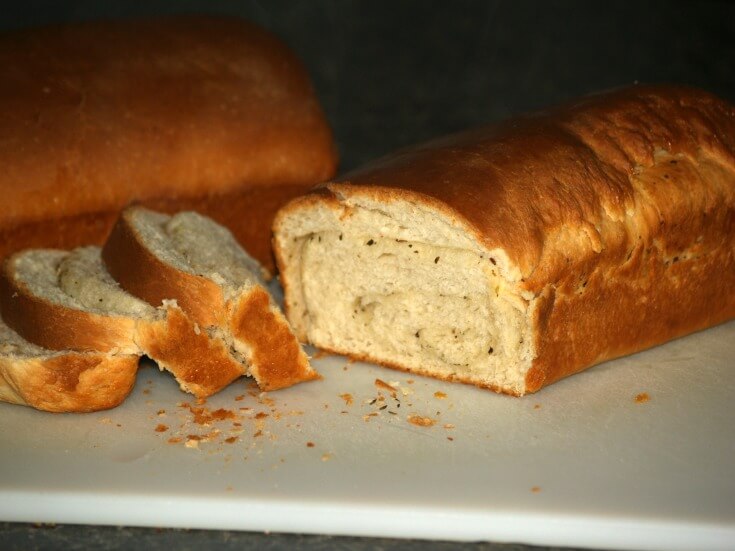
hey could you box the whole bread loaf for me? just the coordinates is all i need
[0,16,337,272]
[273,84,735,395]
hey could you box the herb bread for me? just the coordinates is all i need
[273,85,735,395]
[0,247,244,397]
[0,317,139,412]
[103,207,318,391]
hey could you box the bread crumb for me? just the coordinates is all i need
[375,378,397,395]
[443,423,455,429]
[306,441,315,448]
[224,436,238,444]
[408,415,436,427]
[635,392,650,403]
[321,453,332,462]
[339,393,353,406]
[531,486,541,493]
[434,391,447,399]
[533,404,541,410]
[154,424,168,433]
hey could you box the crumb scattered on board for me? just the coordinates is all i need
[635,392,650,403]
[149,364,458,459]
[407,415,436,427]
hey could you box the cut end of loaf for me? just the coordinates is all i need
[274,186,536,395]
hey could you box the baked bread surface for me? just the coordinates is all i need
[274,84,735,395]
[0,318,139,412]
[0,247,244,397]
[0,16,337,270]
[104,207,318,391]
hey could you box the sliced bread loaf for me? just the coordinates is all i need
[102,207,317,391]
[0,247,244,397]
[0,317,139,412]
[273,85,735,396]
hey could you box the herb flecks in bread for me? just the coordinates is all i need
[273,84,735,396]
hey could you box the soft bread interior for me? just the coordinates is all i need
[121,207,315,391]
[58,247,157,318]
[128,210,266,300]
[13,248,155,319]
[277,193,534,394]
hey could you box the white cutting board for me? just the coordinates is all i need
[1,320,733,551]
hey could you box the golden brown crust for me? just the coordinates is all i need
[525,229,735,392]
[228,287,318,391]
[276,84,735,394]
[0,16,336,272]
[102,209,226,327]
[0,352,139,413]
[136,305,244,398]
[0,251,139,353]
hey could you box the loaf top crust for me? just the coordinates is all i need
[318,85,735,292]
[0,16,337,230]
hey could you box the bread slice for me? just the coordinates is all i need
[0,317,139,412]
[273,85,735,396]
[0,247,244,397]
[102,207,318,391]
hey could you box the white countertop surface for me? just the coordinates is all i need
[1,321,733,551]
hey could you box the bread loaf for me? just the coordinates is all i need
[103,207,318,391]
[0,16,337,272]
[0,247,244,397]
[273,84,735,395]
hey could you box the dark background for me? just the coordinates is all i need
[2,0,734,172]
[2,2,734,549]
